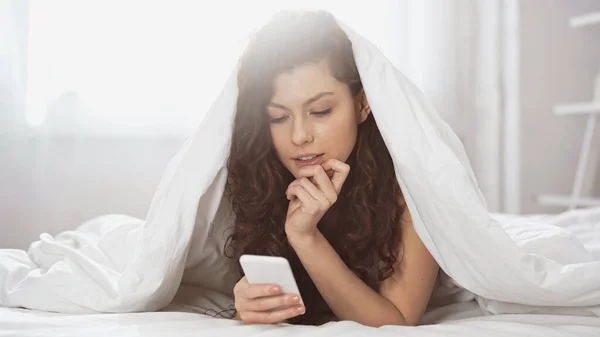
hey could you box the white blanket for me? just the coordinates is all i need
[2,19,600,322]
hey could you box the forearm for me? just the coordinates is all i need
[289,231,407,327]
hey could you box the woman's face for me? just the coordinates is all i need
[267,60,370,178]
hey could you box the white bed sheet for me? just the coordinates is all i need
[2,302,600,337]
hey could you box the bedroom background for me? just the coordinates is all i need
[1,0,599,249]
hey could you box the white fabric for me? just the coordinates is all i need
[2,20,600,320]
[3,304,600,337]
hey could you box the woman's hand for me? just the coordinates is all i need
[234,276,305,324]
[284,159,350,242]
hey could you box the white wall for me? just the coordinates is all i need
[0,136,185,249]
[0,1,187,249]
[519,0,600,214]
[0,3,186,249]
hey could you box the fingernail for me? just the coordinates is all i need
[291,295,299,302]
[296,305,305,314]
[270,286,280,294]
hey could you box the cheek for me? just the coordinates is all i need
[316,112,358,152]
[269,126,289,156]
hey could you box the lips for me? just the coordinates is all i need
[293,153,324,168]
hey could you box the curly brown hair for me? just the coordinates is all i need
[225,10,405,325]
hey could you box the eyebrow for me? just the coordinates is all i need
[268,92,334,111]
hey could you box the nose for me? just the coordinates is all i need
[291,118,313,146]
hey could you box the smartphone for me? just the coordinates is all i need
[239,254,303,307]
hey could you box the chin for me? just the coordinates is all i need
[285,165,299,178]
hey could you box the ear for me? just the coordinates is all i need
[354,89,371,124]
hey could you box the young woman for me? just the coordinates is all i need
[225,10,439,327]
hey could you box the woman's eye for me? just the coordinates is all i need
[312,108,332,116]
[269,116,288,124]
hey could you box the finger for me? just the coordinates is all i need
[287,185,320,215]
[320,159,350,193]
[240,305,306,324]
[233,276,250,298]
[244,284,281,299]
[286,180,301,200]
[240,294,301,312]
[298,165,337,202]
[297,165,319,180]
[298,178,331,209]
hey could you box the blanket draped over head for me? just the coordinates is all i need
[2,19,600,318]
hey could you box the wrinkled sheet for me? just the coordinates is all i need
[1,18,600,322]
[2,303,600,337]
